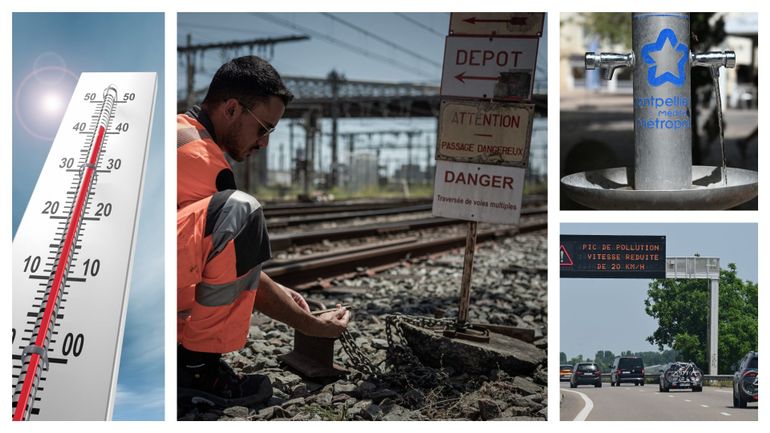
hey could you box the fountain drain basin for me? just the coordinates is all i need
[561,166,757,210]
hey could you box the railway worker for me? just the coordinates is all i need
[177,56,350,407]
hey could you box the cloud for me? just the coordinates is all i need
[113,385,165,421]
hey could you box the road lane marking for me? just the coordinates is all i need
[701,404,709,408]
[684,399,691,402]
[668,395,674,398]
[562,389,594,421]
[720,412,731,417]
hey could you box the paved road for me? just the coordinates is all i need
[560,382,757,421]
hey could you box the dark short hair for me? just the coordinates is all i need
[203,56,294,108]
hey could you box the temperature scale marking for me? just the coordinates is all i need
[12,73,157,420]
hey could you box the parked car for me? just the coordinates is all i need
[611,356,645,386]
[560,364,574,382]
[659,362,703,392]
[570,362,602,388]
[733,351,758,408]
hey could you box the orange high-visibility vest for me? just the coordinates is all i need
[177,109,271,353]
[177,111,236,209]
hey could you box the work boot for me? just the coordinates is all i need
[178,347,273,408]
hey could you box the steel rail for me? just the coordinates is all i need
[270,206,547,252]
[265,217,547,288]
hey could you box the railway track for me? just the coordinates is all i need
[267,204,432,229]
[264,195,545,226]
[265,215,546,289]
[269,206,547,252]
[263,198,432,218]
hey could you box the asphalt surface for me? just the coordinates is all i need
[560,382,758,421]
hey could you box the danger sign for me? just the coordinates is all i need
[449,13,545,37]
[441,36,539,101]
[436,99,533,167]
[432,160,526,225]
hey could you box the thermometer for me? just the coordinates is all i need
[12,72,157,420]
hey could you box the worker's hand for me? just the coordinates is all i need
[315,305,350,338]
[282,285,310,312]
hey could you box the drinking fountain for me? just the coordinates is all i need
[561,12,758,209]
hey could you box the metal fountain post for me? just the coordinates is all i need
[585,12,735,190]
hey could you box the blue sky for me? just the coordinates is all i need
[560,223,758,360]
[177,13,548,177]
[13,13,164,420]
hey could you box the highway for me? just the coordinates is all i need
[560,382,757,421]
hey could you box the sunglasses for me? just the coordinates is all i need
[240,103,276,138]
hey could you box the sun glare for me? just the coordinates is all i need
[42,92,64,115]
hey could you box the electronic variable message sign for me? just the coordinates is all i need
[560,235,666,278]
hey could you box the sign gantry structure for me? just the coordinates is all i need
[561,235,722,375]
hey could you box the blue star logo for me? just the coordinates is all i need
[641,28,689,87]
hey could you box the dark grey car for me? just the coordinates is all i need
[659,362,703,392]
[611,356,645,386]
[570,362,602,388]
[733,351,758,408]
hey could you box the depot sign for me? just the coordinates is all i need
[441,36,539,101]
[437,99,533,167]
[433,160,526,224]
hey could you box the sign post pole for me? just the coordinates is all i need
[456,221,478,327]
[708,277,719,375]
[445,220,489,342]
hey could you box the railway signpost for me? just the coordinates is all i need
[433,13,542,341]
[433,160,526,224]
[449,13,545,37]
[436,99,534,167]
[440,35,539,101]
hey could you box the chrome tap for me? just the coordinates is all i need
[692,50,736,76]
[585,52,635,80]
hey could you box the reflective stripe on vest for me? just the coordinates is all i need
[195,266,261,307]
[205,190,263,261]
[177,125,211,148]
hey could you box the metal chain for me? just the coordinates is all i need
[338,314,457,378]
[339,330,383,377]
[385,314,456,365]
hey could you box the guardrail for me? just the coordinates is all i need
[589,373,733,382]
[596,373,732,378]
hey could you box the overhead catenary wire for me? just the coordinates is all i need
[178,20,298,38]
[321,13,442,68]
[252,13,436,79]
[395,13,446,38]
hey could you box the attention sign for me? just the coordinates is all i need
[449,13,545,37]
[436,99,533,167]
[560,235,666,278]
[432,160,526,224]
[440,36,539,101]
